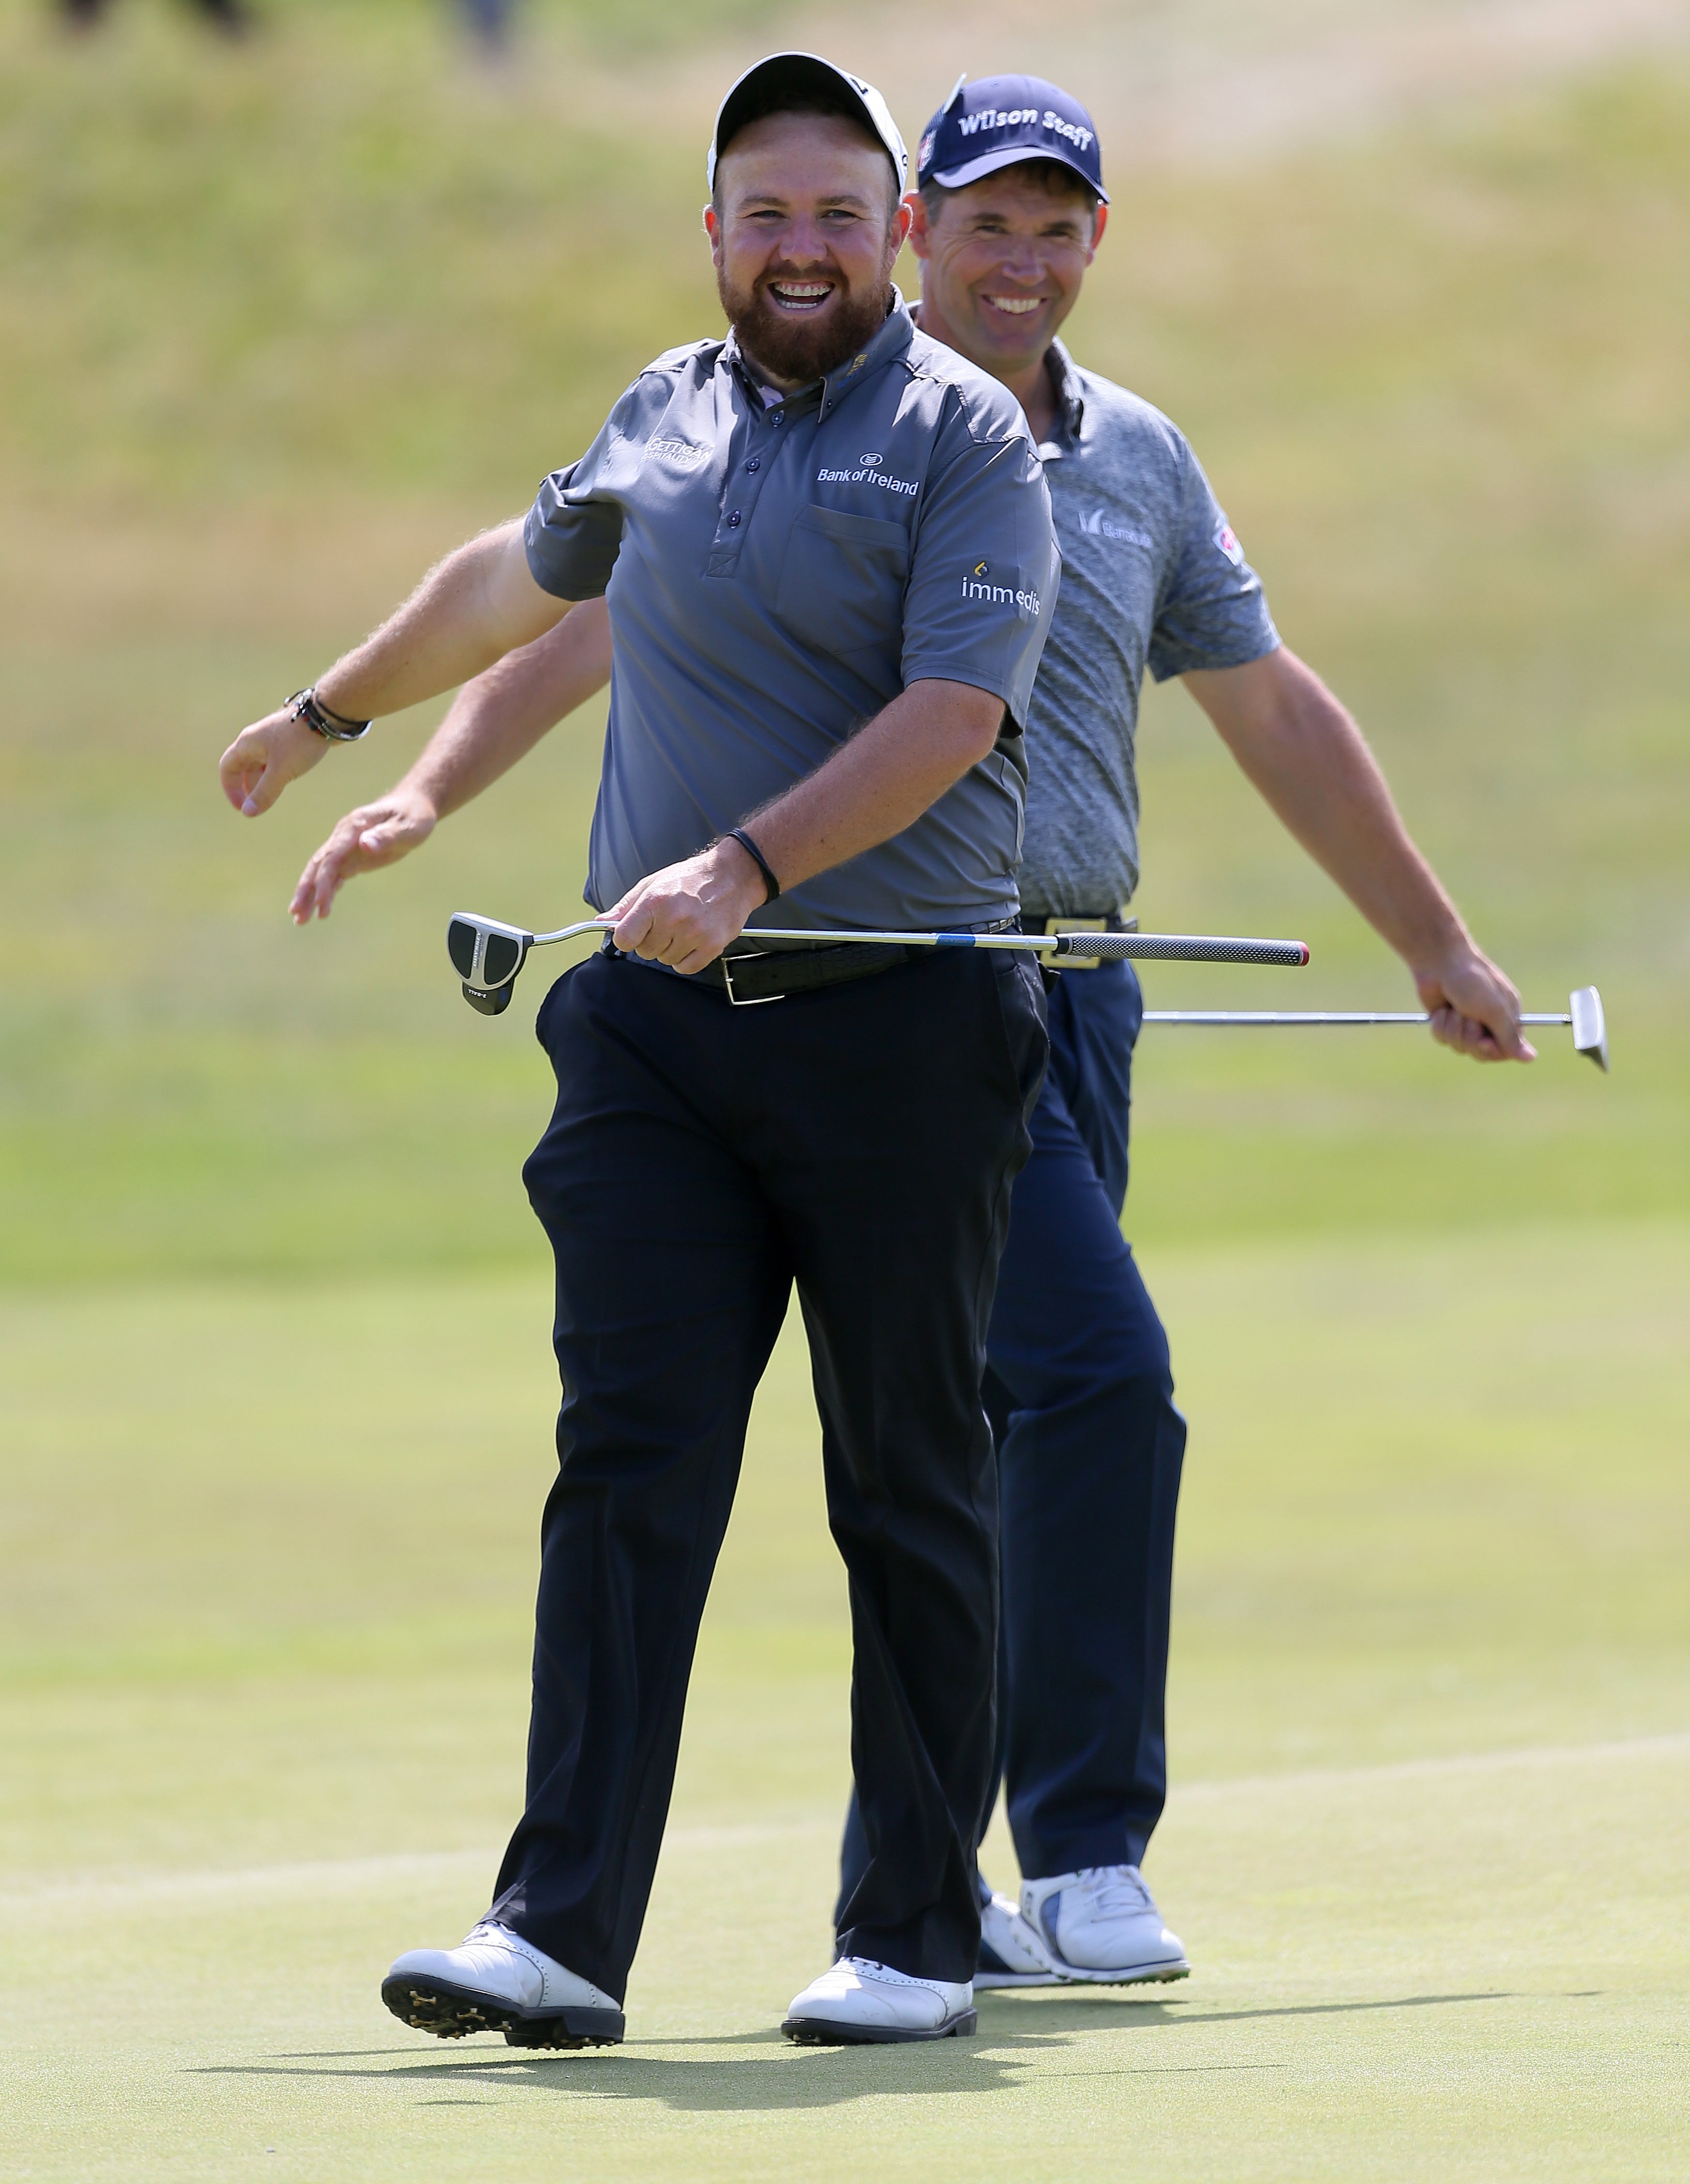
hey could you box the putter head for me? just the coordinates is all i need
[448,912,533,1012]
[1569,986,1609,1072]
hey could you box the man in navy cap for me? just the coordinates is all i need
[853,72,1530,1989]
[221,52,1058,2046]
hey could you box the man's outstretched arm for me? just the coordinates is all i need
[219,519,571,822]
[1185,646,1533,1061]
[290,597,613,923]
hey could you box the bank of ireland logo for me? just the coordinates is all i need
[815,453,917,495]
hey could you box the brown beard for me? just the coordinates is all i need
[717,258,894,386]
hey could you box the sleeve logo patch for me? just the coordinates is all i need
[962,561,1041,615]
[1214,521,1246,567]
[647,437,708,467]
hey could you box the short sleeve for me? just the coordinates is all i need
[901,409,1061,726]
[523,396,635,602]
[1145,438,1280,683]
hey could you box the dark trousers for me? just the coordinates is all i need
[490,943,1047,1999]
[839,960,1185,1914]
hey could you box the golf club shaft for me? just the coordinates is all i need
[529,919,1310,968]
[1142,1011,1573,1027]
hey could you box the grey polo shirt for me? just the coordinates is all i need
[1016,341,1281,919]
[524,296,1060,932]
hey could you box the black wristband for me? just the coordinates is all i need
[287,686,373,743]
[726,826,780,904]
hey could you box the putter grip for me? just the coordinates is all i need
[1058,933,1310,967]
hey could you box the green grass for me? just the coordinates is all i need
[3,1225,1687,2178]
[0,1,727,509]
[3,22,1687,1278]
[3,9,1688,2175]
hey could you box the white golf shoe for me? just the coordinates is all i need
[782,1956,976,2044]
[381,1918,624,2047]
[1020,1865,1191,1985]
[973,1881,1059,1989]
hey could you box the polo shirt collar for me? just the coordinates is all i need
[723,288,914,418]
[819,290,913,418]
[1041,339,1086,451]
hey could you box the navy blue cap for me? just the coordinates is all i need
[915,73,1107,205]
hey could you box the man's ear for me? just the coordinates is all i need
[1088,203,1108,257]
[904,190,932,262]
[703,203,724,265]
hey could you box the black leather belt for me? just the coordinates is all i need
[617,918,1021,1007]
[703,940,914,1005]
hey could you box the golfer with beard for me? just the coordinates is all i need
[219,52,1057,2046]
[281,69,1536,2012]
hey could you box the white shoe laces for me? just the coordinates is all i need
[840,1956,927,1989]
[1076,1865,1155,1918]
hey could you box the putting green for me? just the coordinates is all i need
[5,14,1686,2175]
[3,1223,1685,2179]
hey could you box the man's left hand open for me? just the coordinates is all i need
[607,837,771,975]
[1414,945,1535,1062]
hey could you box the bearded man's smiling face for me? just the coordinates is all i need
[706,111,911,388]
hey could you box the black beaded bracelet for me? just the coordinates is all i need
[287,686,373,743]
[726,826,780,904]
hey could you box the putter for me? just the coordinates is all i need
[445,909,1312,1013]
[445,913,534,1016]
[1142,986,1608,1070]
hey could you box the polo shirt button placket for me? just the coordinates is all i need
[710,409,779,570]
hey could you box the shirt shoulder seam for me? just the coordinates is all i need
[636,338,723,382]
[900,353,1033,452]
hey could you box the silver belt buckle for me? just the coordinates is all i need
[720,950,785,1005]
[1047,914,1107,967]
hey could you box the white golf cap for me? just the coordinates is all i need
[706,52,908,195]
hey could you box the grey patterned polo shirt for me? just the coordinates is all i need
[1016,340,1280,919]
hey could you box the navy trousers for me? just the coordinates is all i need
[840,959,1185,1913]
[490,944,1047,1999]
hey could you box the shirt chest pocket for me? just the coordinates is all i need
[773,503,910,664]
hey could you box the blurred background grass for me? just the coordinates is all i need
[2,0,1685,1280]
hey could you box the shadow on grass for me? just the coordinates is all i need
[981,1990,1513,2031]
[192,1990,1509,2114]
